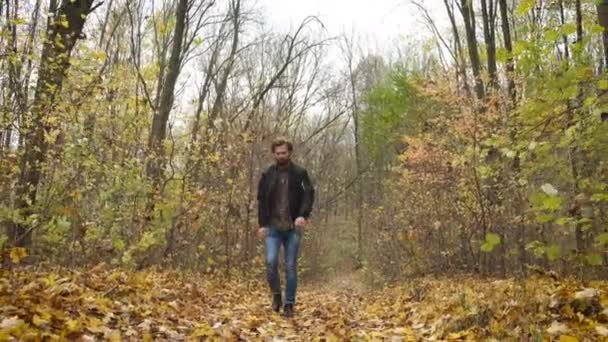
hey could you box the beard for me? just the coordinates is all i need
[275,157,290,165]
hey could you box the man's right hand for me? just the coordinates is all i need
[257,227,268,240]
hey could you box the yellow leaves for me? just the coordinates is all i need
[106,329,122,341]
[325,333,341,341]
[9,247,28,264]
[208,152,221,163]
[447,330,474,340]
[64,318,81,333]
[59,17,69,29]
[596,325,608,336]
[158,21,166,35]
[0,317,26,341]
[0,316,25,330]
[93,50,107,62]
[190,323,215,338]
[5,269,608,340]
[31,314,50,327]
[85,317,106,334]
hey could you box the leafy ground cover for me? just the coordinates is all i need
[2,265,608,341]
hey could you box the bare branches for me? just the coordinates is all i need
[126,0,156,112]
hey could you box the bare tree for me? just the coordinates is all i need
[208,0,242,133]
[342,34,365,268]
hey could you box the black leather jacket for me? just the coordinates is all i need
[257,162,315,228]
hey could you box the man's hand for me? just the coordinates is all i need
[294,217,308,228]
[257,227,268,240]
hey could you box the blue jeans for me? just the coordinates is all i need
[265,225,302,304]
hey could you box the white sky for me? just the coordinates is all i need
[257,0,449,54]
[175,0,452,122]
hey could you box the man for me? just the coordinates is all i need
[256,137,315,318]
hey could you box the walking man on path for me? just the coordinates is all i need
[256,137,315,317]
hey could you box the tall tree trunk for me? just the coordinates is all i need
[460,0,485,99]
[147,0,188,191]
[1,0,15,151]
[559,0,570,62]
[480,0,498,89]
[10,0,97,248]
[571,0,585,258]
[208,0,241,133]
[499,0,516,105]
[602,27,608,72]
[575,0,583,44]
[347,59,364,268]
[443,0,471,96]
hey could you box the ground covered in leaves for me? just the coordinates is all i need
[2,266,608,341]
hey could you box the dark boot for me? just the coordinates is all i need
[272,293,282,313]
[282,304,294,318]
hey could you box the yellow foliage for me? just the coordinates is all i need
[9,247,28,264]
[2,269,608,340]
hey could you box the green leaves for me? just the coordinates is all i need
[586,253,604,266]
[595,233,608,246]
[530,190,563,213]
[481,233,501,252]
[525,241,562,261]
[515,0,535,15]
[546,245,561,261]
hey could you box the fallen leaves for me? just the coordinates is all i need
[8,248,27,264]
[2,268,608,340]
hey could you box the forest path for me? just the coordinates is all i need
[2,266,607,340]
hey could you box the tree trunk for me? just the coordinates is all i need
[443,0,471,97]
[567,0,585,259]
[10,0,97,248]
[460,0,485,99]
[348,60,364,269]
[147,0,188,191]
[603,30,608,71]
[575,0,583,44]
[480,0,498,89]
[558,0,570,62]
[499,0,516,105]
[208,0,241,133]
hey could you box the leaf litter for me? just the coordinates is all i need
[2,266,608,340]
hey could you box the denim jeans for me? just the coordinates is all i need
[265,225,302,304]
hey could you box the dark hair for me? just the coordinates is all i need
[271,137,293,153]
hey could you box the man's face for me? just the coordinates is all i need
[273,144,291,165]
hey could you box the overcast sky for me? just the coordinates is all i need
[257,0,449,54]
[176,0,451,118]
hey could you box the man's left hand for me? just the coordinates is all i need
[294,217,308,228]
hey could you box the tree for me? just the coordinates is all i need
[498,0,516,104]
[458,0,485,99]
[9,0,100,248]
[146,0,190,190]
[480,0,498,89]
